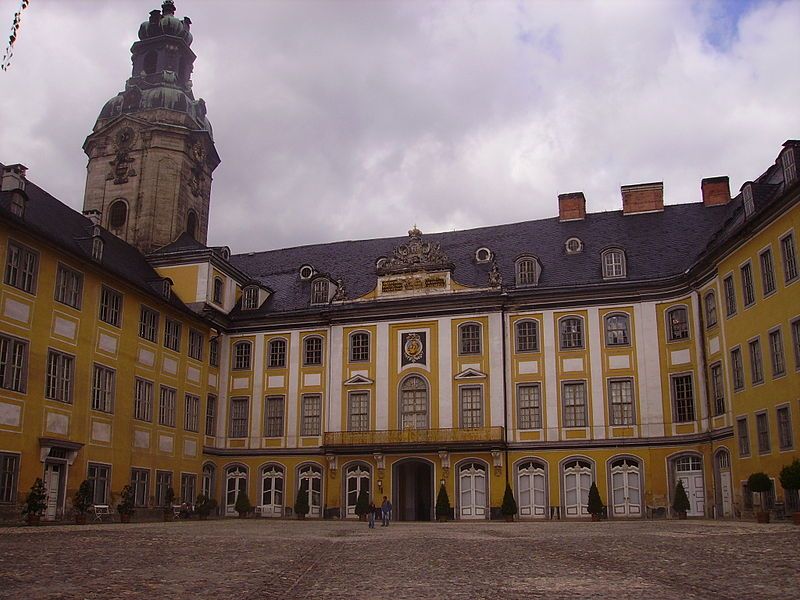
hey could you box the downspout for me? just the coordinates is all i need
[500,293,510,484]
[693,285,718,518]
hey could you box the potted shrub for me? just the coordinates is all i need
[294,486,309,520]
[435,483,451,522]
[195,494,218,520]
[22,478,47,526]
[73,480,93,525]
[354,487,370,521]
[501,483,518,522]
[163,486,176,521]
[748,472,772,524]
[779,459,800,526]
[235,490,252,518]
[587,482,604,522]
[116,484,135,523]
[672,481,690,519]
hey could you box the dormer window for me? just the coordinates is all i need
[475,247,492,263]
[601,248,626,279]
[10,192,25,218]
[92,236,104,262]
[565,237,583,254]
[299,265,314,280]
[311,278,330,305]
[242,285,259,310]
[742,183,754,217]
[219,247,230,261]
[212,277,223,304]
[782,147,797,185]
[515,256,541,286]
[161,279,172,300]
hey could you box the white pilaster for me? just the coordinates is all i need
[437,317,453,428]
[329,325,344,433]
[542,310,559,441]
[587,307,606,439]
[488,312,504,427]
[635,302,665,437]
[287,331,300,447]
[249,332,265,444]
[376,322,389,430]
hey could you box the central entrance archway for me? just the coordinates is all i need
[393,459,433,521]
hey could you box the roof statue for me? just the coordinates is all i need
[376,226,454,276]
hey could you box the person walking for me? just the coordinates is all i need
[367,500,376,529]
[381,496,392,527]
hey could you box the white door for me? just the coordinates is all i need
[459,463,487,519]
[299,466,322,517]
[563,460,592,517]
[517,462,547,518]
[610,459,641,517]
[225,467,247,515]
[260,467,284,517]
[675,456,704,517]
[345,465,370,518]
[44,463,61,520]
[716,451,733,517]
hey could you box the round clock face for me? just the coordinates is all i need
[116,127,134,148]
[192,142,205,162]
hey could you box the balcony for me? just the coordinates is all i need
[323,426,505,451]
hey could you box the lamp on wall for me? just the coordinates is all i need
[438,450,450,478]
[491,449,503,477]
[325,454,337,478]
[440,478,445,487]
[373,452,385,480]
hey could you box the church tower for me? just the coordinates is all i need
[82,1,220,253]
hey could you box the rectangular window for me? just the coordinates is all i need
[164,318,181,352]
[159,386,176,427]
[608,379,634,426]
[780,232,798,283]
[54,264,82,308]
[188,329,203,361]
[209,338,219,367]
[459,386,483,428]
[301,394,321,436]
[748,338,764,384]
[517,384,542,430]
[671,374,695,423]
[0,453,19,504]
[131,468,149,507]
[264,395,285,437]
[134,378,153,422]
[184,394,199,432]
[229,397,249,438]
[181,473,197,505]
[4,241,38,294]
[737,417,750,457]
[740,263,755,307]
[205,394,217,436]
[45,349,74,403]
[0,334,27,393]
[768,329,786,377]
[562,382,587,428]
[138,306,159,342]
[268,339,286,368]
[756,412,770,454]
[99,286,122,327]
[87,463,110,505]
[777,406,793,450]
[793,319,800,370]
[723,275,737,317]
[731,347,744,390]
[759,249,776,296]
[91,364,115,413]
[304,337,323,366]
[710,363,725,416]
[155,471,173,507]
[347,392,369,432]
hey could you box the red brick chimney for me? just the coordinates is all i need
[621,182,663,215]
[701,176,730,206]
[558,192,586,222]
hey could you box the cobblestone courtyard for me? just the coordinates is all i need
[0,519,797,599]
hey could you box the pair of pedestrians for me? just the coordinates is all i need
[367,496,392,529]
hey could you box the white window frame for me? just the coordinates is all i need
[91,363,115,413]
[459,385,483,429]
[301,394,322,436]
[134,378,153,422]
[99,285,122,327]
[264,395,285,437]
[601,248,626,279]
[159,386,177,427]
[561,381,587,428]
[54,263,82,309]
[517,383,542,430]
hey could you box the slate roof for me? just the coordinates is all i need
[229,201,737,315]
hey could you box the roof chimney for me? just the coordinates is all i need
[83,209,102,226]
[1,164,27,192]
[558,192,586,222]
[621,182,663,215]
[701,176,730,207]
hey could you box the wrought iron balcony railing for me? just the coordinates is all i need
[323,426,505,448]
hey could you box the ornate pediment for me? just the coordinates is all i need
[344,374,374,385]
[377,226,453,276]
[454,368,487,380]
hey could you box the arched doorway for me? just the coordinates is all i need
[458,461,488,519]
[393,459,433,521]
[344,463,371,518]
[609,457,642,518]
[297,464,323,518]
[671,454,705,517]
[260,464,284,518]
[225,465,247,516]
[562,458,593,517]
[516,459,547,519]
[714,449,733,518]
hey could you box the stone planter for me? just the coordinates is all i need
[75,514,87,525]
[756,511,770,524]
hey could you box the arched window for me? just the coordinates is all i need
[565,237,583,254]
[515,320,539,353]
[515,256,541,286]
[109,200,128,229]
[225,465,247,515]
[201,463,215,500]
[92,236,104,262]
[562,459,593,517]
[475,247,492,263]
[186,210,198,239]
[349,332,370,362]
[604,313,630,346]
[233,341,252,370]
[459,323,481,355]
[268,338,287,368]
[311,279,329,305]
[242,286,259,310]
[400,375,428,430]
[345,463,371,518]
[667,307,689,341]
[602,248,626,279]
[260,464,284,517]
[303,336,323,366]
[297,464,322,517]
[517,460,547,518]
[458,462,487,519]
[559,316,584,350]
[212,277,223,304]
[704,292,717,328]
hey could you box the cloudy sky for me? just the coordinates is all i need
[0,0,798,253]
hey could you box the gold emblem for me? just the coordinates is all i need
[403,333,423,363]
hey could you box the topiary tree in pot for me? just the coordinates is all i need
[73,480,93,525]
[235,490,252,518]
[501,483,518,522]
[587,482,604,521]
[748,472,773,524]
[355,487,370,521]
[672,480,691,519]
[195,494,218,520]
[779,459,800,526]
[22,478,47,525]
[294,486,310,519]
[116,484,135,523]
[435,483,451,522]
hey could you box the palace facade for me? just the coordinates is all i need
[1,2,798,522]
